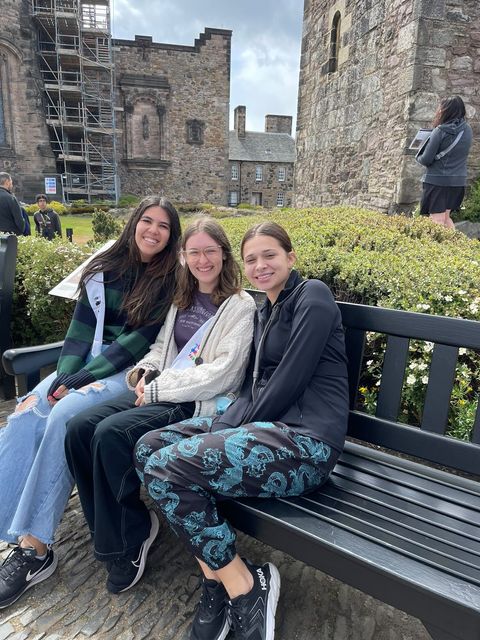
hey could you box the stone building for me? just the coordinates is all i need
[295,0,480,212]
[114,29,231,205]
[0,0,231,204]
[0,0,56,202]
[229,106,295,208]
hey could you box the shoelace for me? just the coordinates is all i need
[228,601,246,633]
[0,547,32,581]
[196,579,217,615]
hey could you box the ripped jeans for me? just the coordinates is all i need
[0,367,128,545]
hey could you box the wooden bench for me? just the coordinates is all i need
[3,290,480,640]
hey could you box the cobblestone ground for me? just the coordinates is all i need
[0,398,429,640]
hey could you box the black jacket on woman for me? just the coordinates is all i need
[213,269,349,453]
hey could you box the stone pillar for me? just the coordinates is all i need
[234,105,246,138]
[265,115,292,135]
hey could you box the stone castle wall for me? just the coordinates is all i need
[295,0,480,212]
[0,0,56,202]
[113,29,231,205]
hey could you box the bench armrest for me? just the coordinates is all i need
[2,341,64,377]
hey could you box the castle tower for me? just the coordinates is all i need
[295,0,480,213]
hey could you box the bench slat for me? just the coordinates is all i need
[472,402,480,445]
[348,411,480,476]
[376,335,409,421]
[422,344,458,434]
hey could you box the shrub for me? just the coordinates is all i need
[91,208,123,243]
[118,193,140,207]
[12,237,91,346]
[458,177,480,222]
[219,206,480,441]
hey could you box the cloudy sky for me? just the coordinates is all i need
[111,0,304,135]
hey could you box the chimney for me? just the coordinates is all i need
[265,115,292,135]
[234,105,246,138]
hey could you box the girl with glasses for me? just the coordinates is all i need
[64,216,256,595]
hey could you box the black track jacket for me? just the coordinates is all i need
[213,270,349,453]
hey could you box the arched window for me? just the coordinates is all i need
[329,11,341,73]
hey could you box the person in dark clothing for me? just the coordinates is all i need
[0,172,25,235]
[416,95,473,228]
[134,221,349,640]
[20,207,31,236]
[33,194,62,240]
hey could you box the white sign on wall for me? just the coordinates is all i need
[45,177,57,195]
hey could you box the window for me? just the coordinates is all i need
[231,163,239,180]
[278,167,286,182]
[255,165,263,182]
[228,190,239,206]
[186,119,205,145]
[276,193,285,207]
[329,11,342,73]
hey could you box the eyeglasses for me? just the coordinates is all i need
[181,246,223,260]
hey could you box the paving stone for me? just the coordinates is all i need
[7,633,30,640]
[101,612,123,633]
[75,606,110,637]
[0,623,14,640]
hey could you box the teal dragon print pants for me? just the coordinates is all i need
[134,418,338,570]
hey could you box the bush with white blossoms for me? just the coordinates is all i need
[220,207,480,441]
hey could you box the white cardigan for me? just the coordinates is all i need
[126,290,256,417]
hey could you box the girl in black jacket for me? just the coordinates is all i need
[134,222,349,640]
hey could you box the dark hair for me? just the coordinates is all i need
[79,195,181,327]
[36,194,48,203]
[0,172,11,186]
[174,216,241,310]
[240,221,293,258]
[432,96,466,128]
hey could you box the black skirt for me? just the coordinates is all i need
[420,183,465,216]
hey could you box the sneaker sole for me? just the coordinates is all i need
[0,552,58,609]
[264,562,281,640]
[112,510,160,594]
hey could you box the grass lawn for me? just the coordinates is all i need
[29,214,94,244]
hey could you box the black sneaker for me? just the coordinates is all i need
[190,578,230,640]
[229,560,280,640]
[106,509,159,594]
[0,545,57,609]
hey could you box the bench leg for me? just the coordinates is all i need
[423,622,458,640]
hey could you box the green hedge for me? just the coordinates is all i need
[10,207,480,440]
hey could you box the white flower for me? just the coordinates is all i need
[418,363,428,371]
[416,303,430,311]
[366,360,373,366]
[469,303,478,314]
[406,375,416,385]
[458,290,467,295]
[444,295,453,302]
[409,362,417,370]
[375,380,381,386]
[423,342,434,352]
[421,376,429,385]
[459,348,467,356]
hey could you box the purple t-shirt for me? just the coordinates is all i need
[174,291,219,351]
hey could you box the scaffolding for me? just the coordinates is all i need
[31,0,118,203]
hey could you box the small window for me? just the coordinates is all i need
[186,119,205,145]
[329,11,341,73]
[255,166,263,182]
[276,193,285,207]
[278,167,286,182]
[228,191,239,206]
[231,164,239,181]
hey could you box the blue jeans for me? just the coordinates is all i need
[0,367,128,545]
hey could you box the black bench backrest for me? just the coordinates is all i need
[246,289,480,476]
